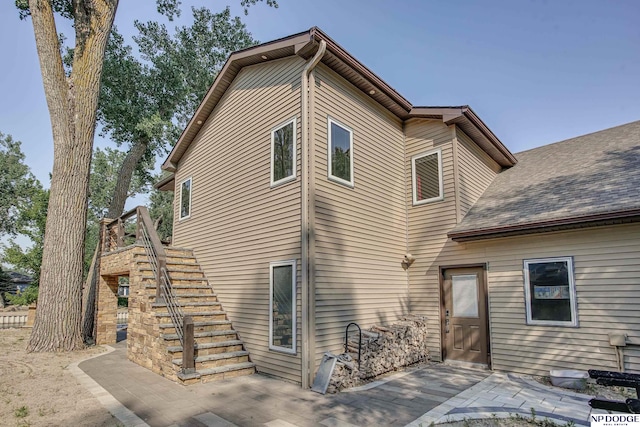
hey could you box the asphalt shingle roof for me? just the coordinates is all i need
[450,120,640,238]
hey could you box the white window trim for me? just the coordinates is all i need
[178,176,192,221]
[411,148,444,205]
[523,256,578,327]
[269,259,297,355]
[327,116,354,188]
[270,117,297,187]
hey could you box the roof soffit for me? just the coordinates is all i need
[163,27,516,170]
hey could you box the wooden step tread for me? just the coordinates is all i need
[162,329,236,340]
[167,340,243,353]
[176,362,255,381]
[173,351,249,366]
[158,320,230,329]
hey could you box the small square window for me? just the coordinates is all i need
[269,260,296,354]
[412,149,443,205]
[179,177,192,220]
[524,257,578,326]
[327,117,354,187]
[271,118,296,186]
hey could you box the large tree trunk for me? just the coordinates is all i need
[107,138,149,219]
[27,0,118,352]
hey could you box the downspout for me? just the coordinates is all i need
[301,40,326,388]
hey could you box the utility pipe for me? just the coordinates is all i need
[300,40,326,388]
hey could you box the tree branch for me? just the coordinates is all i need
[28,0,73,145]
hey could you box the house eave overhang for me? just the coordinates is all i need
[409,106,517,167]
[154,173,175,192]
[448,209,640,242]
[162,27,414,171]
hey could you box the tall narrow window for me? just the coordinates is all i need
[524,257,578,326]
[327,117,354,187]
[179,177,192,220]
[271,118,296,186]
[269,260,296,354]
[412,149,443,205]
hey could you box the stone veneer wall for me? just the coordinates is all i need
[97,245,177,381]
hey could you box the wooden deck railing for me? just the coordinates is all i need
[103,207,195,374]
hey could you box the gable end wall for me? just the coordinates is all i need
[173,56,305,383]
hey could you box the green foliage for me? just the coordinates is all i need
[2,187,49,283]
[15,0,74,20]
[92,5,258,246]
[149,177,175,242]
[14,405,29,418]
[0,267,12,306]
[331,147,351,182]
[98,6,258,158]
[0,133,41,237]
[149,6,257,126]
[88,147,151,221]
[5,284,38,306]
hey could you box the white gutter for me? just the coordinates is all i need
[300,40,326,389]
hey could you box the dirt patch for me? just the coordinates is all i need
[0,327,120,427]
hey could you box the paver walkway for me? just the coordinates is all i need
[79,340,488,426]
[408,372,596,426]
[78,340,608,426]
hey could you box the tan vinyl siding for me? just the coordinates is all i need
[312,64,408,364]
[173,56,304,383]
[456,129,501,218]
[431,223,640,375]
[405,119,457,360]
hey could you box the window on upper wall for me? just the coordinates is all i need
[179,177,192,220]
[271,118,296,186]
[524,257,578,327]
[412,149,443,205]
[327,117,354,187]
[269,260,296,354]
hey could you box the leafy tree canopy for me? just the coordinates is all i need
[0,133,41,237]
[2,185,49,283]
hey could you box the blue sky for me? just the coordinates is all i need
[1,0,639,190]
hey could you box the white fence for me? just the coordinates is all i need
[117,311,128,324]
[0,314,28,328]
[0,311,128,328]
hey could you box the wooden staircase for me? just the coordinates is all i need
[137,247,255,385]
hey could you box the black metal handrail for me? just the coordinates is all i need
[345,322,362,369]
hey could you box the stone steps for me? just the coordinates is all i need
[172,350,250,370]
[159,320,232,334]
[177,362,256,385]
[131,245,254,385]
[167,339,244,355]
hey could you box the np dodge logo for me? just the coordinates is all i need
[591,414,640,427]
